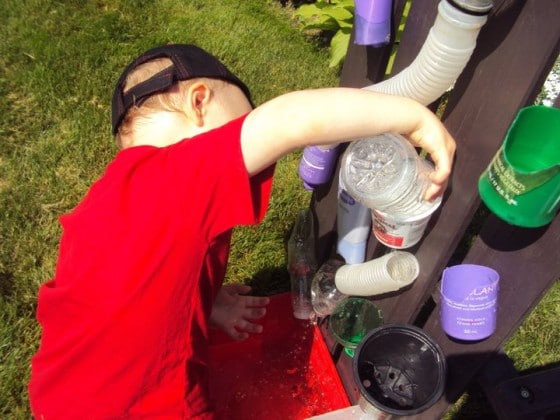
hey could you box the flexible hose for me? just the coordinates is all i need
[335,251,419,296]
[298,0,493,189]
[363,0,491,104]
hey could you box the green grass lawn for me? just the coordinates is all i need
[0,0,557,418]
[0,1,335,416]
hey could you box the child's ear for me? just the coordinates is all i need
[184,81,211,127]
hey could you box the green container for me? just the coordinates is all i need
[478,105,560,228]
[329,297,383,358]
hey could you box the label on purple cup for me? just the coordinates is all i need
[440,265,500,341]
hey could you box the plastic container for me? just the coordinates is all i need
[334,251,419,296]
[208,292,350,419]
[287,209,318,320]
[298,144,341,190]
[311,258,348,317]
[329,297,384,357]
[353,324,447,416]
[440,264,500,341]
[340,133,435,215]
[478,105,560,228]
[337,174,372,264]
[354,0,392,47]
[371,198,441,249]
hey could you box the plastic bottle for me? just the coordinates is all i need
[310,257,348,318]
[340,133,436,213]
[336,174,372,264]
[354,0,393,47]
[287,208,318,320]
[298,144,340,190]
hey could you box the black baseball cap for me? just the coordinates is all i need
[111,44,253,135]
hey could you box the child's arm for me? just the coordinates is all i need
[241,88,456,200]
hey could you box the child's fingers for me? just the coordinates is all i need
[244,295,270,308]
[245,307,267,320]
[222,283,252,295]
[228,329,249,341]
[229,320,264,340]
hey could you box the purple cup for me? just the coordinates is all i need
[354,0,393,46]
[440,264,500,341]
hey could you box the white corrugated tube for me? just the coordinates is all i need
[363,0,493,105]
[334,0,493,263]
[334,251,420,296]
[298,1,493,193]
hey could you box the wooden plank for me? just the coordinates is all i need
[484,366,560,419]
[317,0,560,322]
[477,353,560,420]
[367,0,560,324]
[339,0,410,87]
[390,0,439,75]
[314,0,560,415]
[314,0,429,263]
[416,214,560,419]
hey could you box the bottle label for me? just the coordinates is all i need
[339,188,355,205]
[486,147,558,206]
[298,146,340,186]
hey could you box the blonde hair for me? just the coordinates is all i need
[115,58,225,147]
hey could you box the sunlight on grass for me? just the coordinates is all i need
[0,0,337,416]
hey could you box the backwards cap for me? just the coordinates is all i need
[111,44,253,135]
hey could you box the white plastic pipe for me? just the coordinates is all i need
[335,251,419,296]
[332,0,492,264]
[363,0,491,105]
[298,0,492,191]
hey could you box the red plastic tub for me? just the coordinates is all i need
[208,292,350,419]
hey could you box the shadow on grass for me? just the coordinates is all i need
[246,266,291,297]
[0,271,16,299]
[450,384,499,419]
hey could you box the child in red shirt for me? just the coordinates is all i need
[29,44,456,418]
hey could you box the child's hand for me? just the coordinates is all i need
[210,284,270,341]
[405,107,456,201]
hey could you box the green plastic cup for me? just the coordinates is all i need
[478,105,560,227]
[329,297,383,357]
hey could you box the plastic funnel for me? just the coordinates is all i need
[353,324,447,416]
[329,298,383,357]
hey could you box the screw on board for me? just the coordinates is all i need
[519,386,534,402]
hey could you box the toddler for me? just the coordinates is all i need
[29,44,456,419]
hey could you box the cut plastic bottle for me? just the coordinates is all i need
[287,208,318,319]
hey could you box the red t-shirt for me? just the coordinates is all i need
[29,115,275,419]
